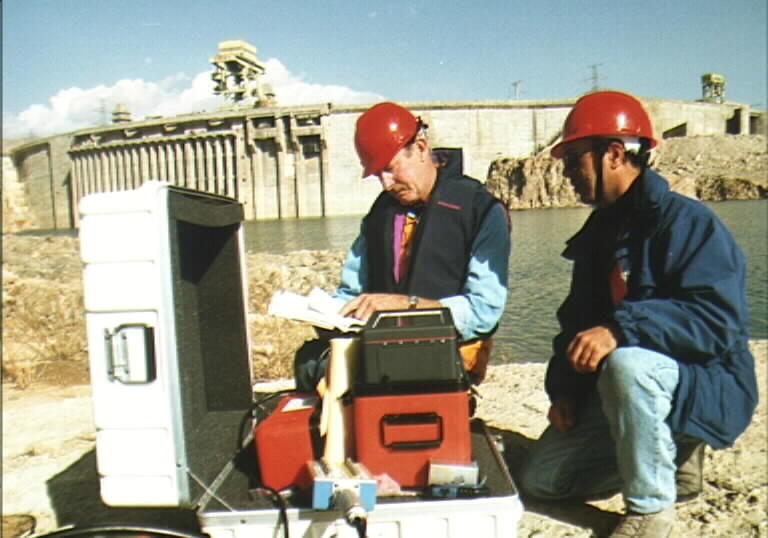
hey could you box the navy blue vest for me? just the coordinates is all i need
[363,158,502,299]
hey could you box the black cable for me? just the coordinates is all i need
[352,517,367,538]
[334,488,369,538]
[237,388,294,451]
[34,525,207,538]
[258,485,290,538]
[244,390,296,538]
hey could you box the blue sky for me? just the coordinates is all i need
[3,0,766,139]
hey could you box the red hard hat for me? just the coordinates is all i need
[551,90,657,158]
[355,102,419,177]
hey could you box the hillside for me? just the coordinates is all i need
[486,134,767,209]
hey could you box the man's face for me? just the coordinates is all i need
[561,139,599,205]
[376,141,433,206]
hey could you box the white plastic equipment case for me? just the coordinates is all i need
[202,495,521,538]
[77,181,522,537]
[79,181,253,508]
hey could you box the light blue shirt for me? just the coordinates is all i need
[335,203,511,341]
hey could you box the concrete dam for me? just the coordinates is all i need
[4,43,765,232]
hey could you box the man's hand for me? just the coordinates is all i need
[548,397,577,432]
[339,293,409,321]
[566,324,621,373]
[340,293,441,321]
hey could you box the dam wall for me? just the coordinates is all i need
[5,98,766,231]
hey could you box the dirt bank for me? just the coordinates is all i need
[2,344,765,537]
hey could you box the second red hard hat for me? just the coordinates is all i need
[551,90,657,158]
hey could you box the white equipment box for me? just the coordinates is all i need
[76,181,522,538]
[79,181,253,508]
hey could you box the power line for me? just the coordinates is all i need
[587,64,604,92]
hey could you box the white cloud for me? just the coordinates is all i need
[4,58,382,139]
[3,77,220,139]
[262,58,381,106]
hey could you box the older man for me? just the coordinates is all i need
[295,101,511,390]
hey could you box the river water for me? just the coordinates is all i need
[245,200,767,364]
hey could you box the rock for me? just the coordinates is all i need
[485,134,767,208]
[1,514,36,538]
[695,176,768,200]
[486,153,582,209]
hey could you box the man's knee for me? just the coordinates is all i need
[599,348,646,386]
[597,347,678,401]
[516,446,570,500]
[517,460,556,500]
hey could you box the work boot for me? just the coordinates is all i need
[609,506,676,538]
[675,440,705,502]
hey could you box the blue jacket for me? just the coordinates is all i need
[545,169,758,449]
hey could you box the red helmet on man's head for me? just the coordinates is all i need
[551,90,657,158]
[355,102,420,177]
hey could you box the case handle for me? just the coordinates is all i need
[380,412,443,450]
[104,324,157,384]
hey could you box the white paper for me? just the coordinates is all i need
[267,287,363,332]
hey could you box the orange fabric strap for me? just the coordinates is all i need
[459,337,493,384]
[397,214,418,280]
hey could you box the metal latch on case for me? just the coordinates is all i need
[104,324,157,384]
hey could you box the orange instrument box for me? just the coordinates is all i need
[254,393,320,492]
[353,390,471,488]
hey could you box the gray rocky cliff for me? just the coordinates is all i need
[485,134,767,208]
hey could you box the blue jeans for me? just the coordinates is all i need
[519,347,680,514]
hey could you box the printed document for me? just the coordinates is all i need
[267,287,364,332]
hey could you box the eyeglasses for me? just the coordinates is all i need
[563,148,591,169]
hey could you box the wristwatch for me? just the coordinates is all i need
[408,295,419,309]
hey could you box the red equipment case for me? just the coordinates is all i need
[254,393,320,492]
[353,390,471,487]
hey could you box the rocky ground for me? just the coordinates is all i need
[2,134,767,537]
